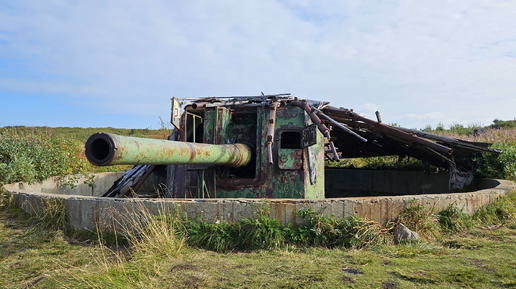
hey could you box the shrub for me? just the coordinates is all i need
[438,205,472,233]
[183,204,284,252]
[173,206,392,252]
[0,128,90,185]
[475,142,516,181]
[490,119,516,130]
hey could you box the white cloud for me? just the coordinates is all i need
[1,0,516,128]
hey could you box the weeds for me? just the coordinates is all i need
[112,201,185,258]
[178,206,393,252]
[290,208,392,249]
[183,204,284,252]
[438,205,473,233]
[33,198,70,231]
[473,194,516,225]
[397,201,441,241]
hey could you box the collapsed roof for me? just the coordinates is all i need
[180,94,500,190]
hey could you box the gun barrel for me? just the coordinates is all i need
[85,133,252,167]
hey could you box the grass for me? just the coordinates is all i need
[1,189,515,288]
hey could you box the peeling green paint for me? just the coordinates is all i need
[211,106,325,199]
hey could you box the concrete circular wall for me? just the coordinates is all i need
[3,172,515,231]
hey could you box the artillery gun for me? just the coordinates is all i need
[85,94,500,199]
[85,133,252,167]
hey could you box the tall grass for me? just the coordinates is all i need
[396,191,516,239]
[397,201,441,241]
[437,205,473,233]
[33,198,70,231]
[118,201,185,258]
[46,200,184,288]
[289,208,393,248]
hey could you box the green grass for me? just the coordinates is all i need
[1,190,515,288]
[0,125,172,142]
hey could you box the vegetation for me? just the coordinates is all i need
[1,122,515,287]
[432,124,516,182]
[0,126,171,186]
[0,126,169,142]
[1,188,515,288]
[2,120,515,185]
[179,206,391,252]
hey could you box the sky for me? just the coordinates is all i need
[1,0,516,130]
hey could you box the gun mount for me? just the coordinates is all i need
[87,93,501,199]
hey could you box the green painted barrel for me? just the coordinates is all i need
[85,133,252,167]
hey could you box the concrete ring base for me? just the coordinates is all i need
[3,173,515,231]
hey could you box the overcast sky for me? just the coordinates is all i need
[1,0,515,129]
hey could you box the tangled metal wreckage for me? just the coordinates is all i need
[85,94,501,199]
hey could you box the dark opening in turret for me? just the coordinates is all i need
[280,131,301,149]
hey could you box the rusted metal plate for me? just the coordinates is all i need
[302,124,317,148]
[278,149,303,170]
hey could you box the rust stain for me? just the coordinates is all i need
[186,143,196,162]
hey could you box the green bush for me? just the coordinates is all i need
[448,123,483,136]
[490,119,516,130]
[476,143,516,181]
[183,205,284,252]
[0,127,141,185]
[0,129,90,185]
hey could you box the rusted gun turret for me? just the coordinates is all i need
[85,133,252,167]
[88,94,500,199]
